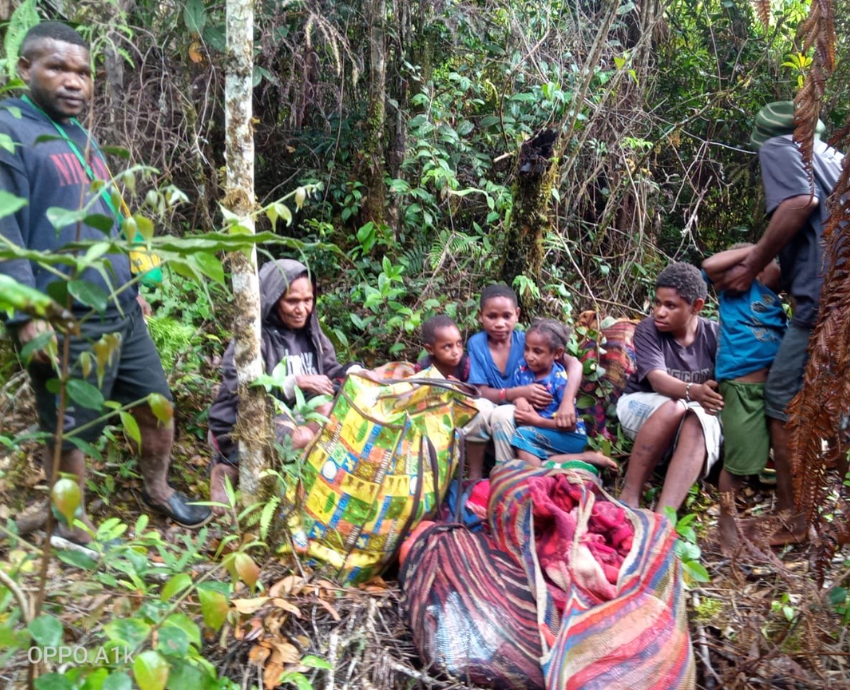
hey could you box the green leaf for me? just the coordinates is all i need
[157,625,189,657]
[575,394,597,409]
[164,660,206,689]
[0,189,27,219]
[828,586,847,607]
[29,614,63,647]
[84,214,116,234]
[100,146,131,160]
[81,668,109,690]
[102,672,132,690]
[55,549,98,569]
[0,275,71,325]
[51,478,81,526]
[147,393,174,425]
[133,650,169,690]
[68,279,108,313]
[133,214,155,243]
[183,0,207,35]
[198,587,229,631]
[34,675,74,690]
[104,618,151,647]
[66,436,104,462]
[19,330,56,363]
[301,655,333,669]
[191,252,224,284]
[46,206,86,233]
[163,613,201,647]
[160,573,192,602]
[682,560,710,583]
[67,379,104,410]
[120,412,141,447]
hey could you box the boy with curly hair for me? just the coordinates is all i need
[617,263,724,512]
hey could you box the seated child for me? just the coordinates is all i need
[510,318,617,470]
[467,284,584,464]
[616,263,724,512]
[702,244,786,555]
[414,314,491,479]
[414,314,470,380]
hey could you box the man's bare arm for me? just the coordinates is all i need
[725,194,817,292]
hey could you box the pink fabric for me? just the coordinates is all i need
[527,475,635,609]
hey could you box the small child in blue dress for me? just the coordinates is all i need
[510,318,617,470]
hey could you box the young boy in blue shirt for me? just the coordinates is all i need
[702,244,786,555]
[467,285,584,464]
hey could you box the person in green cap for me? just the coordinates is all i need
[0,22,212,542]
[724,100,844,547]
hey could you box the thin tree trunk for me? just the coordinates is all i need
[501,129,560,312]
[362,0,387,228]
[225,0,270,505]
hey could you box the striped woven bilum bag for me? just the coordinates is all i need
[399,523,546,690]
[288,370,478,585]
[488,461,696,690]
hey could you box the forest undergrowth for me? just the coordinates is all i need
[2,0,850,687]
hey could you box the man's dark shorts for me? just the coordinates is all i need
[22,303,172,449]
[764,322,812,422]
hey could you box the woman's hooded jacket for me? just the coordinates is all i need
[208,259,347,458]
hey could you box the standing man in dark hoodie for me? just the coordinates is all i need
[208,259,361,506]
[0,22,211,541]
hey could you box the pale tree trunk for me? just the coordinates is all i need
[362,0,387,228]
[225,0,271,505]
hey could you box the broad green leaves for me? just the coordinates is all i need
[29,614,63,647]
[0,189,27,218]
[133,650,169,690]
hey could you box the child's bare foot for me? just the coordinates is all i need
[210,464,239,515]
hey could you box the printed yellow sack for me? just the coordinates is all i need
[288,370,478,584]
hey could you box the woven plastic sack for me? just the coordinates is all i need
[488,461,696,690]
[574,312,638,439]
[399,523,546,690]
[288,370,478,584]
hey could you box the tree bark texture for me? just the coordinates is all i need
[362,0,387,227]
[501,129,560,312]
[225,0,271,505]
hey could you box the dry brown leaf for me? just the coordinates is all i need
[314,597,341,621]
[249,644,270,666]
[232,596,270,614]
[188,43,204,63]
[269,641,301,664]
[295,635,310,648]
[263,662,284,689]
[269,575,304,598]
[245,617,265,641]
[273,598,302,618]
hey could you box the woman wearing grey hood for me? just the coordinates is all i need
[208,259,360,506]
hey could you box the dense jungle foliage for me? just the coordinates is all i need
[1,0,850,688]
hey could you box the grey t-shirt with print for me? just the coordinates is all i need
[624,316,719,395]
[759,135,844,328]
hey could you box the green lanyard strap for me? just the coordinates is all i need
[22,94,122,221]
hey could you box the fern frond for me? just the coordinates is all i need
[787,152,850,525]
[260,496,281,540]
[428,230,485,270]
[751,0,771,28]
